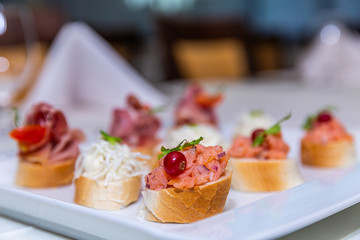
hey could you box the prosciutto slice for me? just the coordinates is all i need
[26,103,69,143]
[18,103,85,165]
[175,85,222,126]
[109,94,161,147]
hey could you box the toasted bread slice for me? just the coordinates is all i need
[140,171,231,223]
[74,175,141,210]
[15,159,75,188]
[132,145,159,170]
[229,158,303,192]
[301,138,355,168]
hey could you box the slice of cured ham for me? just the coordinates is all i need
[16,102,85,164]
[175,85,222,127]
[109,94,161,147]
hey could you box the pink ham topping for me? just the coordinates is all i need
[109,94,161,147]
[175,84,223,127]
[18,103,85,165]
[145,144,229,190]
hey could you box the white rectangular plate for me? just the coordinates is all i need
[0,129,360,240]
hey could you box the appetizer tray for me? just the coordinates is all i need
[1,129,360,240]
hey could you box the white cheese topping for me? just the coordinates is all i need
[164,124,224,148]
[234,111,274,137]
[74,139,149,186]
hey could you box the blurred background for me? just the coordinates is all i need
[2,0,360,85]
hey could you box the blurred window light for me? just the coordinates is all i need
[124,0,148,11]
[320,24,340,46]
[0,4,6,35]
[0,57,10,72]
[125,0,194,13]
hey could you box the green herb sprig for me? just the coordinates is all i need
[100,130,123,145]
[249,109,264,117]
[216,83,226,93]
[252,113,291,147]
[158,136,203,159]
[302,106,336,131]
[12,107,19,128]
[150,105,166,114]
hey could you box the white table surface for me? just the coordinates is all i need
[1,79,360,240]
[0,215,70,240]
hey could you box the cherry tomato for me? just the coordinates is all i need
[163,151,187,176]
[9,125,46,145]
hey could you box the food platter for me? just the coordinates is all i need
[1,128,359,240]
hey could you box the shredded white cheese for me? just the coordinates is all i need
[164,124,224,148]
[74,139,149,186]
[234,111,274,137]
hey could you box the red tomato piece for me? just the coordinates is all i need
[195,92,223,107]
[9,125,46,145]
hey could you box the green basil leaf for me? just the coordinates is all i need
[183,136,203,149]
[158,136,204,159]
[157,152,166,160]
[252,133,265,147]
[323,105,337,112]
[215,84,225,94]
[265,125,281,135]
[100,130,122,145]
[12,107,19,128]
[302,115,315,131]
[275,113,292,126]
[250,109,264,117]
[301,106,336,131]
[265,112,291,135]
[150,105,166,114]
[252,113,291,146]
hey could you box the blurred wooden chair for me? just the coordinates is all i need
[249,35,283,73]
[157,18,253,81]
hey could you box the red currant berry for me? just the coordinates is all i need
[163,151,187,176]
[317,112,332,123]
[251,128,265,142]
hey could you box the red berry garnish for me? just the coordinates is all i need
[163,151,187,176]
[317,112,332,123]
[251,128,265,142]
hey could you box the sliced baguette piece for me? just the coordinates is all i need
[15,159,75,188]
[301,137,355,168]
[132,145,159,170]
[74,175,141,210]
[141,171,231,223]
[229,158,303,192]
